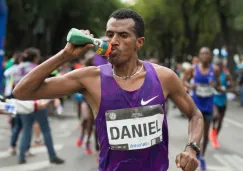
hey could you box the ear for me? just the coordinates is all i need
[136,37,145,50]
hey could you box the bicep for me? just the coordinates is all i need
[31,71,84,99]
[36,75,82,99]
[168,72,198,118]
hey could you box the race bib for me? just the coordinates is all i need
[196,84,213,97]
[105,104,164,151]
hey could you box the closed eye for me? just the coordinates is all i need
[120,33,129,39]
[106,31,113,38]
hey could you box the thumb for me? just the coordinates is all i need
[175,154,181,168]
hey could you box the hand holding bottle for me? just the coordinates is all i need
[65,28,111,58]
[64,29,94,58]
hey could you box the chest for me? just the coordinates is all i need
[114,72,146,92]
[193,69,214,83]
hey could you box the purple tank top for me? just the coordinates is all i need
[93,54,108,66]
[95,61,169,171]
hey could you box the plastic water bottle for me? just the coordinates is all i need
[66,28,111,57]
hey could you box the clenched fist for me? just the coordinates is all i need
[175,152,199,171]
[64,29,94,58]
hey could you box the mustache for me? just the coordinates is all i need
[111,47,119,51]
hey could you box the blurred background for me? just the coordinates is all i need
[0,0,243,171]
[2,0,243,68]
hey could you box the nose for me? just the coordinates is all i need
[109,34,119,46]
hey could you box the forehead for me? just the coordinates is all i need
[106,18,135,33]
[200,48,210,54]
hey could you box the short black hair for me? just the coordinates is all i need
[109,8,145,38]
[13,52,24,65]
[23,47,41,62]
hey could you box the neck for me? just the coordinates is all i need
[200,62,210,68]
[113,57,141,77]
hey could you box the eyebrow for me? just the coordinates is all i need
[106,30,130,35]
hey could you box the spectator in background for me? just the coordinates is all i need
[192,56,199,65]
[15,47,64,164]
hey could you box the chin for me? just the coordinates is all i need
[108,56,120,65]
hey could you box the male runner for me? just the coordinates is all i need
[210,61,232,149]
[183,47,222,170]
[14,9,203,171]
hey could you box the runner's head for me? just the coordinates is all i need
[199,47,212,64]
[13,52,24,65]
[23,47,41,64]
[215,60,224,73]
[106,8,145,65]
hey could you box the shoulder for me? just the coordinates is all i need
[69,66,100,78]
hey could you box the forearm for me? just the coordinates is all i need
[188,109,203,144]
[13,50,70,99]
[184,109,203,155]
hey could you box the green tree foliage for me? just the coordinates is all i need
[5,0,243,72]
[5,0,123,55]
[134,0,243,69]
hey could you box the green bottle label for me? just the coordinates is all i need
[93,39,109,56]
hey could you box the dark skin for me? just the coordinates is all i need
[182,47,221,157]
[13,17,203,171]
[213,62,233,135]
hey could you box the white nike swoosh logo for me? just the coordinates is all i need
[141,96,159,105]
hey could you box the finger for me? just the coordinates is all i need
[90,34,94,38]
[180,155,188,169]
[83,44,94,51]
[84,30,90,35]
[194,158,199,170]
[183,160,191,171]
[175,155,181,168]
[184,158,198,171]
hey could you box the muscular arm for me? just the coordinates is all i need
[13,50,95,100]
[182,67,193,89]
[161,68,203,153]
